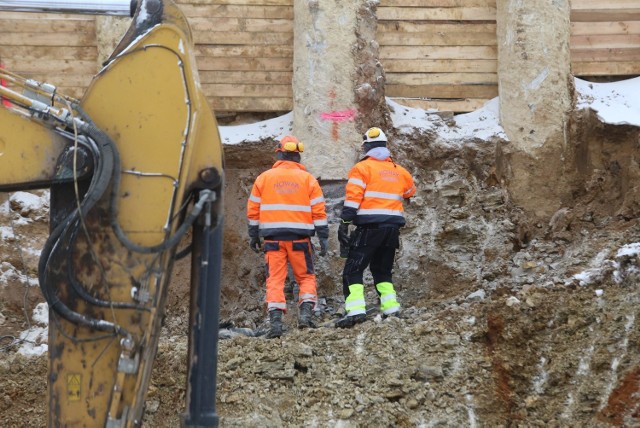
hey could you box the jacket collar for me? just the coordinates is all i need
[273,160,307,171]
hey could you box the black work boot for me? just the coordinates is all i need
[298,302,316,329]
[266,309,284,339]
[335,313,366,328]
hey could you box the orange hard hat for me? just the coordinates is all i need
[275,135,304,153]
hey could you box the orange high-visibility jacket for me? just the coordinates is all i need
[342,156,416,226]
[247,160,328,239]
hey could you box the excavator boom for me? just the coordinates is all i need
[0,1,223,426]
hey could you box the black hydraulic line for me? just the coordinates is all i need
[182,196,223,428]
[38,106,129,337]
[65,225,150,311]
[174,243,193,260]
[40,232,127,337]
[51,129,145,311]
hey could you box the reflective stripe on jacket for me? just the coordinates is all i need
[342,157,416,226]
[247,160,328,238]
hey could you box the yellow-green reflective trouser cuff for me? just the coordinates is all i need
[345,283,366,316]
[376,282,400,314]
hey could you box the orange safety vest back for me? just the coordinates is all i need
[247,160,328,238]
[342,157,416,226]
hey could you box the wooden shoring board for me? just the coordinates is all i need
[386,72,497,85]
[381,0,496,6]
[571,47,640,62]
[209,96,292,112]
[188,17,293,33]
[0,17,94,33]
[202,83,292,98]
[571,34,640,49]
[386,83,497,99]
[193,31,292,45]
[572,61,640,75]
[377,30,496,46]
[571,0,640,11]
[199,70,292,85]
[380,45,497,60]
[389,97,493,113]
[571,10,640,22]
[377,21,496,34]
[196,56,292,72]
[194,45,293,58]
[0,32,95,47]
[0,46,97,61]
[176,0,292,5]
[0,11,94,20]
[571,21,640,36]
[383,59,497,73]
[179,4,293,19]
[377,6,496,21]
[1,58,97,75]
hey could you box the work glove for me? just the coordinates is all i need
[249,236,262,253]
[338,220,351,258]
[318,237,328,257]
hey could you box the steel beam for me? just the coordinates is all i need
[0,0,132,16]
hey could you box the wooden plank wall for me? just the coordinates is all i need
[0,0,638,115]
[377,0,498,113]
[571,0,640,76]
[176,0,294,113]
[378,0,640,112]
[0,12,97,99]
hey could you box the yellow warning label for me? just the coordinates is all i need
[67,374,81,401]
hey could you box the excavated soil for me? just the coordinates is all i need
[2,111,640,427]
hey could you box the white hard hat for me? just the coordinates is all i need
[362,127,387,144]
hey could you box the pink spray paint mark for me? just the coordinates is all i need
[320,109,357,123]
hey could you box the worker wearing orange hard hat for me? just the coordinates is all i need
[247,135,329,338]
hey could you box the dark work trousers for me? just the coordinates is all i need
[342,226,400,298]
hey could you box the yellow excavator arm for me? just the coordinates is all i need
[0,1,223,426]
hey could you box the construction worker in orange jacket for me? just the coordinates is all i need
[336,127,416,328]
[247,135,329,338]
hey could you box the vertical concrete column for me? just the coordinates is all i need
[496,0,573,217]
[496,0,572,149]
[293,0,378,179]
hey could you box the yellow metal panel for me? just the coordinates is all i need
[0,107,67,188]
[45,2,223,426]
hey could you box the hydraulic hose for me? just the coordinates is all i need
[66,225,149,311]
[39,219,128,337]
[38,106,127,337]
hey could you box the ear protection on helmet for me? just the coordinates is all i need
[276,135,304,153]
[362,127,387,144]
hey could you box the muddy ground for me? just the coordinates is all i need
[1,109,640,427]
